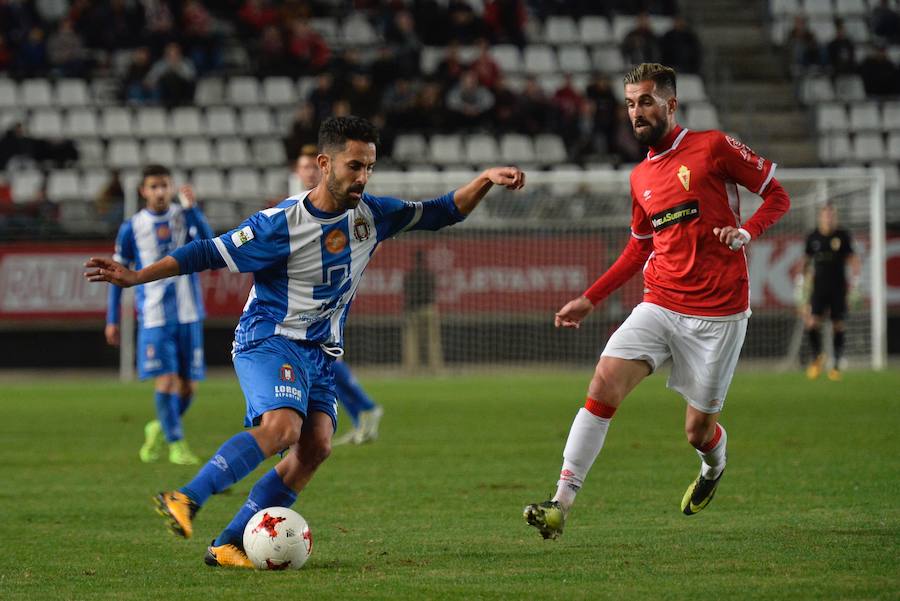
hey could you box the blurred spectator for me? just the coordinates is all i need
[283,102,318,164]
[47,19,88,77]
[0,123,35,169]
[412,0,449,45]
[446,0,486,44]
[784,15,822,72]
[611,106,644,163]
[370,46,397,95]
[572,100,600,160]
[382,77,419,131]
[621,12,660,65]
[484,0,528,47]
[141,0,176,54]
[286,18,330,75]
[446,69,495,129]
[660,16,701,74]
[181,0,222,73]
[96,0,145,51]
[585,72,618,147]
[384,8,422,79]
[121,46,156,103]
[858,45,900,96]
[435,42,466,90]
[346,72,378,119]
[0,34,11,71]
[870,0,900,43]
[491,76,519,133]
[96,169,125,229]
[552,74,586,141]
[826,18,856,75]
[517,76,552,135]
[145,42,197,107]
[470,38,502,90]
[411,80,450,132]
[16,26,48,77]
[256,24,289,76]
[308,73,336,123]
[237,0,279,38]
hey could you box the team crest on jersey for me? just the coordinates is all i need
[831,236,842,251]
[146,344,155,359]
[279,363,295,383]
[353,216,371,242]
[650,200,699,231]
[155,223,171,242]
[677,165,691,191]
[325,229,347,253]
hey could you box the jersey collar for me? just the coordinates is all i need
[647,125,688,161]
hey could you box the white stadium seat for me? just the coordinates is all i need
[29,109,63,138]
[882,101,900,131]
[195,77,224,106]
[804,0,835,17]
[429,134,464,165]
[251,139,286,167]
[852,132,885,162]
[544,16,579,44]
[99,107,133,137]
[191,168,226,198]
[684,103,720,130]
[801,75,835,103]
[0,79,17,108]
[206,106,238,136]
[849,102,881,131]
[490,44,523,73]
[46,169,82,201]
[171,107,203,136]
[262,77,296,105]
[106,139,142,168]
[535,133,568,163]
[392,133,429,164]
[524,45,558,75]
[835,75,865,101]
[592,46,624,73]
[227,76,261,105]
[835,0,867,16]
[226,167,262,200]
[341,13,378,44]
[63,108,97,138]
[500,133,536,164]
[135,107,169,137]
[21,79,53,107]
[215,137,251,167]
[240,107,275,136]
[818,132,852,162]
[579,16,613,45]
[143,139,177,165]
[11,170,45,203]
[180,138,214,168]
[56,79,90,106]
[558,45,592,73]
[816,103,849,132]
[464,134,500,164]
[887,133,900,160]
[677,74,707,103]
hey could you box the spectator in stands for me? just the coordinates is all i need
[435,42,466,90]
[858,45,900,97]
[15,26,48,77]
[517,76,552,135]
[484,0,528,48]
[346,72,378,119]
[98,0,146,52]
[145,42,196,107]
[0,123,34,169]
[471,38,502,91]
[826,18,856,75]
[585,72,618,151]
[370,46,397,95]
[47,18,88,77]
[660,15,701,74]
[446,69,495,130]
[411,80,450,132]
[870,0,900,44]
[383,8,422,79]
[784,15,822,73]
[412,0,450,45]
[286,18,330,75]
[181,0,222,74]
[382,77,419,131]
[237,0,279,38]
[256,24,289,76]
[446,0,487,44]
[308,73,336,123]
[96,169,125,230]
[121,46,156,104]
[283,102,318,165]
[0,34,11,71]
[141,0,176,55]
[491,76,519,133]
[552,74,586,143]
[572,99,602,160]
[621,12,660,66]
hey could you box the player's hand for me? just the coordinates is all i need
[484,167,526,190]
[105,323,120,347]
[713,226,750,251]
[84,257,139,287]
[555,295,594,329]
[178,184,195,208]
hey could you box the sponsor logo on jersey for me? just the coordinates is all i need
[677,165,691,191]
[280,363,295,382]
[325,229,348,253]
[643,189,652,200]
[650,200,700,231]
[232,226,254,247]
[726,135,758,163]
[353,216,371,242]
[274,385,302,400]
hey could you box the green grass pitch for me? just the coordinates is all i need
[2,369,898,600]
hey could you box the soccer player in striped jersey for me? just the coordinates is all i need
[524,63,791,539]
[86,116,526,567]
[105,164,214,466]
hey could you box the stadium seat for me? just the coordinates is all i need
[490,44,523,73]
[76,139,104,167]
[262,77,296,105]
[499,133,536,164]
[440,168,478,190]
[297,77,317,102]
[11,170,44,203]
[835,75,865,101]
[544,16,579,44]
[420,46,444,75]
[250,139,286,167]
[465,134,501,164]
[404,168,442,198]
[191,168,226,199]
[226,167,262,201]
[206,106,238,136]
[55,79,90,106]
[21,79,53,107]
[392,133,429,164]
[82,169,110,198]
[882,101,900,130]
[429,134,464,165]
[769,0,801,16]
[816,103,849,132]
[677,74,707,103]
[215,137,251,167]
[29,109,63,138]
[818,132,852,162]
[835,0,867,15]
[240,107,275,136]
[548,166,584,196]
[804,0,834,17]
[684,103,721,130]
[180,138,214,168]
[201,199,239,229]
[612,16,638,42]
[143,139,177,165]
[195,77,225,106]
[872,161,900,190]
[852,132,885,162]
[886,133,900,160]
[537,74,565,95]
[849,102,881,132]
[809,17,837,44]
[310,17,339,42]
[46,169,82,202]
[535,134,568,163]
[171,107,203,136]
[592,46,625,73]
[801,75,835,103]
[0,79,17,108]
[227,76,261,105]
[579,16,613,45]
[341,13,378,44]
[99,107,133,137]
[134,107,169,137]
[263,167,290,198]
[365,169,405,197]
[558,45,592,73]
[843,17,870,43]
[106,139,142,169]
[524,45,559,75]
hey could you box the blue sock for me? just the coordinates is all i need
[155,391,183,442]
[180,431,265,507]
[333,362,375,426]
[178,393,193,416]
[214,469,298,547]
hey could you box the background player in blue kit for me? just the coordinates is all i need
[105,164,214,466]
[85,116,526,568]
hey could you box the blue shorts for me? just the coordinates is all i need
[232,336,338,432]
[137,321,205,381]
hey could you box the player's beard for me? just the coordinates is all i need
[326,171,364,211]
[632,117,667,146]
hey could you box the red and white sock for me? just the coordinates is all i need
[552,398,617,511]
[694,423,727,480]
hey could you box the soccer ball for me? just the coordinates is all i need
[242,507,312,570]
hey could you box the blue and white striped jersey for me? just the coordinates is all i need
[108,205,214,328]
[195,191,462,353]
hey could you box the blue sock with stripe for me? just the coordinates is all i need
[180,431,265,507]
[155,391,183,442]
[213,469,298,547]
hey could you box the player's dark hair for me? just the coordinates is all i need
[624,63,677,97]
[318,116,379,154]
[140,164,171,186]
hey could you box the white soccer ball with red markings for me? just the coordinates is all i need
[243,507,312,570]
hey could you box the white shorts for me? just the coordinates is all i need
[601,302,748,414]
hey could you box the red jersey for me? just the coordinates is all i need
[628,127,778,316]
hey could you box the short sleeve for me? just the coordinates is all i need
[113,221,135,266]
[711,132,777,195]
[212,209,291,273]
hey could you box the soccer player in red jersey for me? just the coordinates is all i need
[524,63,791,539]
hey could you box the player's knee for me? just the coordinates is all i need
[302,433,331,468]
[258,412,303,450]
[685,427,707,448]
[588,371,625,406]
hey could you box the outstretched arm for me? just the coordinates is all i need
[85,255,180,288]
[452,167,526,215]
